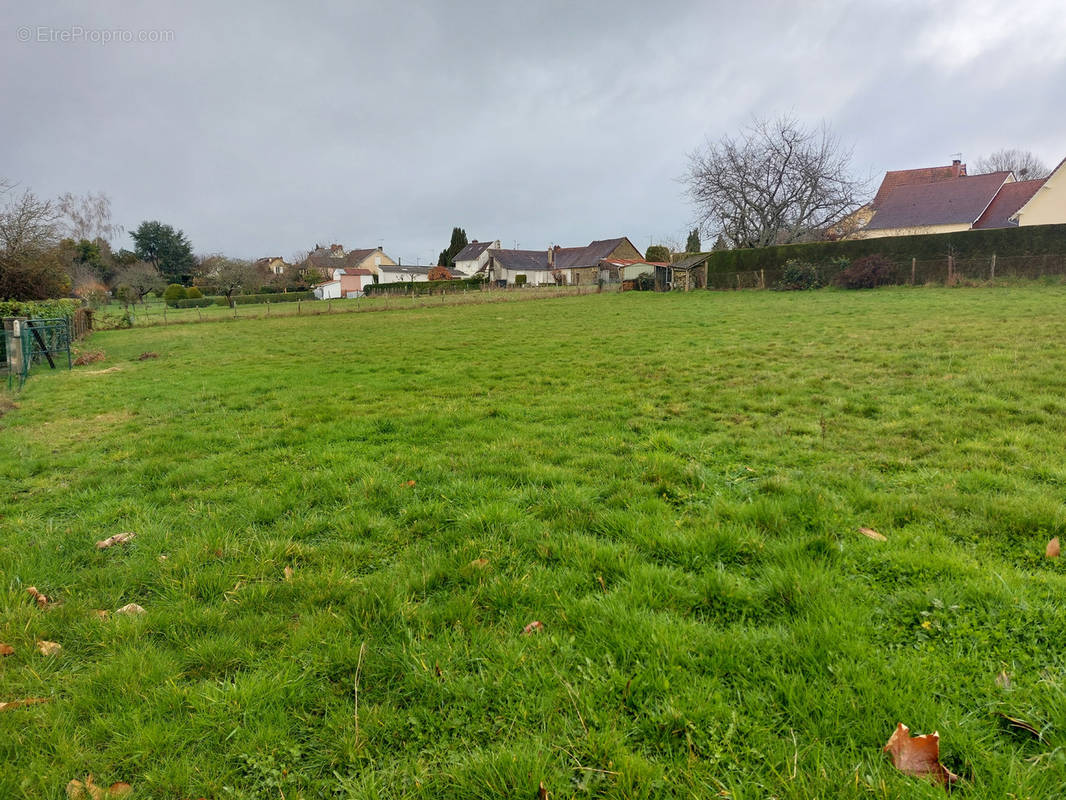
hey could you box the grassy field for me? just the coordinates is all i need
[92,286,597,329]
[3,287,1066,798]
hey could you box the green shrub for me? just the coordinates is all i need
[186,286,203,299]
[777,260,823,290]
[175,297,215,308]
[834,255,895,289]
[0,298,80,321]
[163,284,188,307]
[363,277,485,296]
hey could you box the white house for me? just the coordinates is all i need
[452,240,500,277]
[312,270,374,299]
[377,264,431,283]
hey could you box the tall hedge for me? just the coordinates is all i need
[363,277,485,296]
[704,223,1066,275]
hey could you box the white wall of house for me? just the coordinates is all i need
[454,240,500,277]
[314,281,342,300]
[378,269,429,283]
[494,265,555,285]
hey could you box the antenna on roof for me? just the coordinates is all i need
[950,152,962,161]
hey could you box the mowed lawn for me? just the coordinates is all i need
[3,288,1066,799]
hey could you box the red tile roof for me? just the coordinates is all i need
[866,172,1010,231]
[872,163,966,208]
[972,178,1048,229]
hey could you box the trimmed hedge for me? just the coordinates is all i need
[0,298,80,321]
[363,277,485,296]
[175,291,313,308]
[705,223,1066,276]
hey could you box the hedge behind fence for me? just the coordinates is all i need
[0,298,80,321]
[175,291,314,308]
[704,223,1066,276]
[363,277,486,296]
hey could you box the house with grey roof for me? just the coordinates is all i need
[452,240,499,277]
[478,236,643,286]
[307,244,396,279]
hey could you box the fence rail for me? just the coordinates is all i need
[707,252,1066,290]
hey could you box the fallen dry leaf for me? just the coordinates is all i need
[96,531,136,550]
[72,350,105,366]
[883,722,958,785]
[523,620,544,635]
[283,565,294,581]
[538,782,549,799]
[137,351,159,360]
[405,480,416,487]
[469,558,489,569]
[995,671,1012,690]
[26,586,50,608]
[0,697,50,712]
[0,643,13,656]
[93,610,111,620]
[37,640,62,656]
[597,575,607,592]
[859,527,887,542]
[1046,537,1060,558]
[115,603,145,616]
[66,775,133,800]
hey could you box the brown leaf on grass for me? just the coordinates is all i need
[0,643,13,656]
[66,775,130,800]
[93,610,111,620]
[859,527,887,542]
[26,586,51,608]
[1046,537,1060,558]
[96,532,136,550]
[596,575,607,593]
[469,558,489,569]
[522,620,544,635]
[137,351,159,360]
[283,565,294,581]
[0,697,50,711]
[72,350,105,366]
[883,722,958,785]
[37,640,62,656]
[538,782,549,800]
[997,712,1042,740]
[115,603,145,616]
[995,671,1012,690]
[404,480,416,487]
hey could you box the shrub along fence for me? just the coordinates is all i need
[702,223,1066,289]
[175,291,314,308]
[363,277,486,296]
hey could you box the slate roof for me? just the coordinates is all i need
[453,240,495,262]
[379,264,431,275]
[491,249,550,271]
[554,237,632,268]
[668,253,712,270]
[872,164,966,208]
[866,172,1010,231]
[307,246,380,269]
[972,179,1048,229]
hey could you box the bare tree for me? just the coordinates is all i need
[974,149,1050,180]
[0,189,68,299]
[684,115,867,249]
[200,255,259,307]
[56,191,123,243]
[114,260,163,305]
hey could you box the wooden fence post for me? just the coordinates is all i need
[911,258,916,285]
[990,253,996,280]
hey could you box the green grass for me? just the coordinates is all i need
[92,286,595,329]
[3,287,1066,798]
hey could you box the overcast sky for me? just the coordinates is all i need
[3,0,1065,264]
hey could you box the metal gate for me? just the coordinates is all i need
[3,317,72,390]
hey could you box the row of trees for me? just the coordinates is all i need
[682,115,1052,251]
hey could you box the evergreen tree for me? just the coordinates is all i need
[685,228,701,253]
[130,220,196,283]
[438,227,468,267]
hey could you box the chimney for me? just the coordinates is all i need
[377,245,383,251]
[951,159,965,178]
[547,246,554,267]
